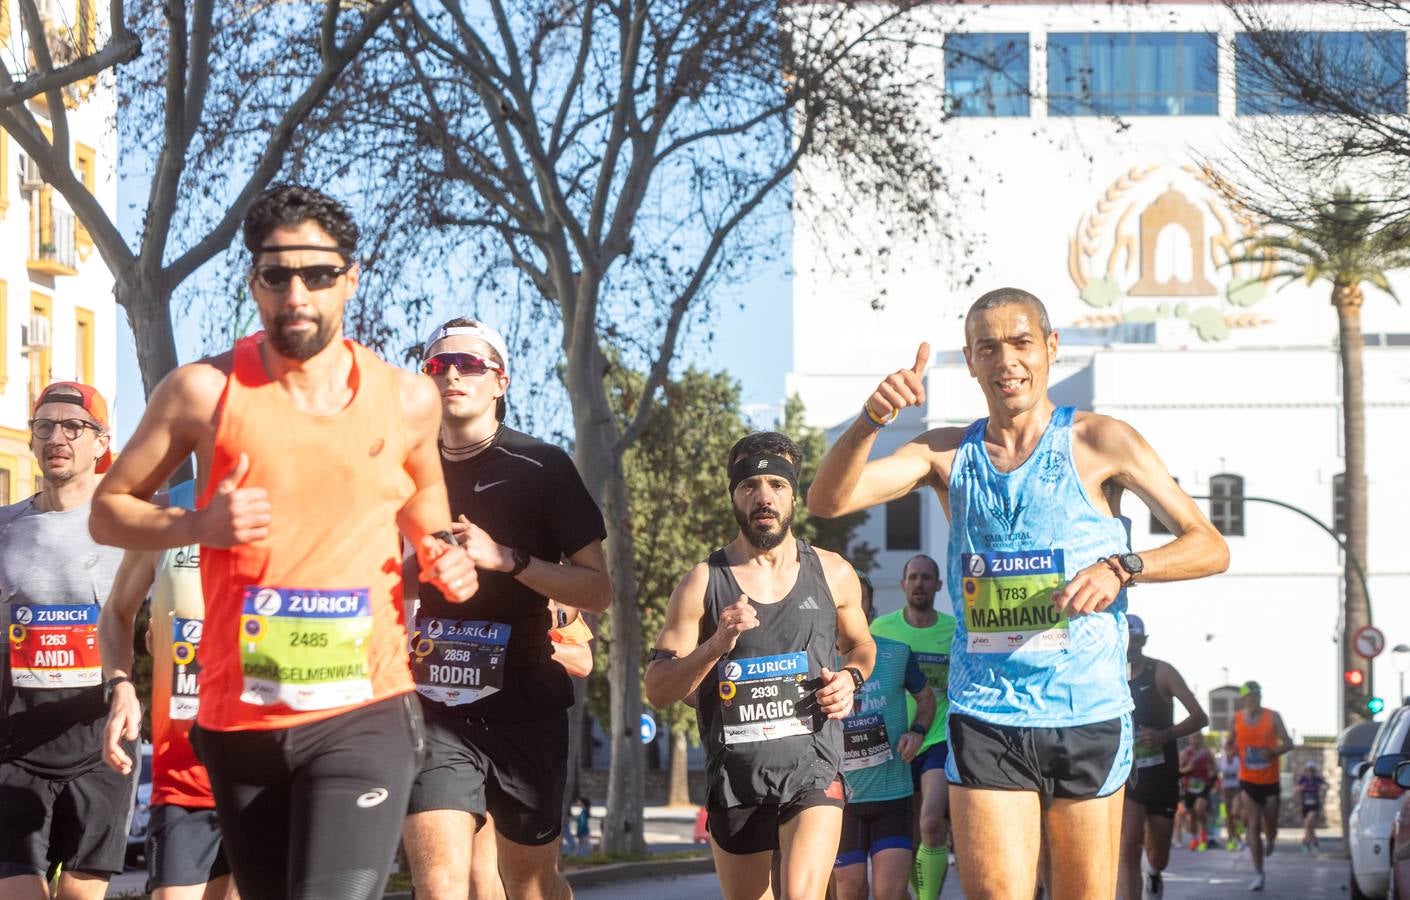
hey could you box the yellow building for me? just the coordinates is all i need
[0,0,118,503]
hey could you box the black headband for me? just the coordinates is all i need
[728,453,799,495]
[254,244,354,259]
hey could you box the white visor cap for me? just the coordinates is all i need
[423,321,510,377]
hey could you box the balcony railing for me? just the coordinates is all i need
[28,188,78,276]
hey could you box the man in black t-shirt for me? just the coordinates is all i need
[401,318,611,900]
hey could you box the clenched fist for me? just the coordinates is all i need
[192,453,271,547]
[710,594,759,656]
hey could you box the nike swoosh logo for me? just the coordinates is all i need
[536,827,555,840]
[474,480,507,492]
[356,788,389,809]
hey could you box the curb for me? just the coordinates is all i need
[382,854,714,898]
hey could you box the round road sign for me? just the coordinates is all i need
[1354,625,1386,660]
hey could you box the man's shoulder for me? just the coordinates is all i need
[495,428,570,466]
[1071,410,1150,458]
[912,425,969,455]
[0,497,35,528]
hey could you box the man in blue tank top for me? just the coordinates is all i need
[808,288,1229,899]
[645,431,876,900]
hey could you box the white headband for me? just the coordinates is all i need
[423,322,510,377]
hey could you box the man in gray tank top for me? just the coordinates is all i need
[646,431,876,900]
[0,382,131,900]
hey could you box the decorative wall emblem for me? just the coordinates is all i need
[1067,164,1274,341]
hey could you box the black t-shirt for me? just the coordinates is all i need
[415,427,606,721]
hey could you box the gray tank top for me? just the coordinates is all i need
[695,540,842,807]
[0,497,125,775]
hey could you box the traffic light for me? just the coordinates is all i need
[1369,696,1386,714]
[1346,669,1365,686]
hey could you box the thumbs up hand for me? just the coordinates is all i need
[864,342,930,424]
[192,453,271,547]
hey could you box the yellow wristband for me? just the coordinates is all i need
[863,402,897,428]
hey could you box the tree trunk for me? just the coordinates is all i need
[667,728,691,807]
[116,273,195,482]
[1336,284,1370,726]
[564,674,587,818]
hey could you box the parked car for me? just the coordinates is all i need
[1349,705,1410,899]
[125,743,154,869]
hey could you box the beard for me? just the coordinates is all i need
[268,309,338,361]
[734,503,794,551]
[906,591,935,610]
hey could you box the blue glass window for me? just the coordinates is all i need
[1236,31,1407,115]
[1047,32,1218,116]
[945,33,1030,117]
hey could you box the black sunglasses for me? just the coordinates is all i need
[420,352,503,378]
[30,418,101,441]
[252,263,354,292]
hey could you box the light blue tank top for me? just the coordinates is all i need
[946,406,1132,727]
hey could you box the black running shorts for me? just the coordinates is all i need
[1129,764,1181,819]
[835,796,913,867]
[0,750,138,879]
[191,693,424,900]
[408,702,570,845]
[146,804,230,892]
[946,712,1132,801]
[707,779,847,856]
[1241,780,1281,807]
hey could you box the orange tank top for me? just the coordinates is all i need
[197,334,415,731]
[1234,708,1279,785]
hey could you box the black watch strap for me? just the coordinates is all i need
[909,722,929,737]
[104,675,131,700]
[508,548,531,577]
[844,666,864,692]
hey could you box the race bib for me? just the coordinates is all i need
[1244,746,1272,770]
[960,549,1067,653]
[238,586,372,710]
[8,604,101,689]
[1133,740,1165,770]
[1187,777,1207,793]
[913,651,950,695]
[169,616,204,720]
[841,712,893,773]
[411,618,510,706]
[717,652,816,746]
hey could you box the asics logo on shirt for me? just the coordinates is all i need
[474,480,508,492]
[356,788,390,809]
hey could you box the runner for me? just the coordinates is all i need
[645,431,875,900]
[868,554,956,900]
[806,287,1230,898]
[834,571,936,900]
[1233,680,1293,891]
[1118,614,1209,900]
[1218,734,1244,851]
[88,183,480,900]
[1181,734,1216,851]
[0,382,131,900]
[99,479,238,899]
[1297,760,1328,853]
[402,317,611,900]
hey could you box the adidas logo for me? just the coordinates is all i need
[798,596,819,610]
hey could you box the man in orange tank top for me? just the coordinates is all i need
[1232,680,1292,892]
[90,184,480,900]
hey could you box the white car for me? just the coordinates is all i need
[1350,706,1410,899]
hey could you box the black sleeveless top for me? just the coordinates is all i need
[696,540,843,807]
[1129,659,1178,771]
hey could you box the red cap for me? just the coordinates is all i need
[33,381,113,473]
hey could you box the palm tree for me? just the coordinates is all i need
[1234,187,1410,725]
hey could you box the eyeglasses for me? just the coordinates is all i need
[421,352,503,378]
[30,418,101,441]
[252,263,353,292]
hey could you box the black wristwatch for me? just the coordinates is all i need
[844,666,864,693]
[1114,552,1144,584]
[103,675,131,703]
[508,548,531,577]
[909,722,929,737]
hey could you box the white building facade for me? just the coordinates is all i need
[0,0,120,498]
[788,2,1410,739]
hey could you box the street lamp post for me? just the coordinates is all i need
[1393,644,1410,705]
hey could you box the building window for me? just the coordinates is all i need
[1209,473,1244,536]
[1236,31,1407,115]
[75,307,94,384]
[885,493,921,551]
[1333,472,1347,535]
[1048,32,1218,116]
[945,33,1030,116]
[1150,476,1178,535]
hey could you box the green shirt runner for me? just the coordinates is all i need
[870,609,957,751]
